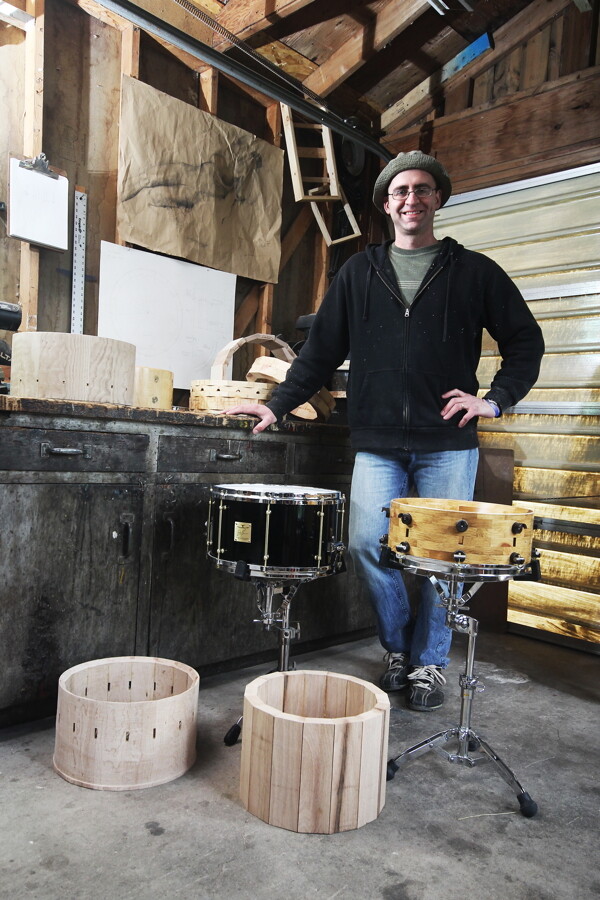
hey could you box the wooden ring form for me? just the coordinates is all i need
[53,656,199,790]
[240,670,390,833]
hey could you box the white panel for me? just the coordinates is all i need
[7,156,69,251]
[97,242,236,392]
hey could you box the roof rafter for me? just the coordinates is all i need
[302,0,431,98]
[214,0,316,48]
[382,0,572,132]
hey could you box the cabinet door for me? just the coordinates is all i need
[149,484,276,667]
[0,483,143,723]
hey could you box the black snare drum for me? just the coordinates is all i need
[207,483,345,579]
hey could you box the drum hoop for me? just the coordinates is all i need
[393,553,526,582]
[210,486,343,505]
[209,555,334,579]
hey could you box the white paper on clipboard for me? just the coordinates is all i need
[7,155,69,251]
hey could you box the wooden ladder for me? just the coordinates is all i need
[280,103,361,246]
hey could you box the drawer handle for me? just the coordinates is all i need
[210,450,242,462]
[40,442,92,458]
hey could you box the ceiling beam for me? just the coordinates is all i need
[302,0,431,98]
[214,0,315,48]
[381,32,492,129]
[382,0,572,133]
[90,0,393,159]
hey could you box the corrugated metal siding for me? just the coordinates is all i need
[436,166,600,646]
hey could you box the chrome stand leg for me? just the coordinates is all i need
[387,579,538,817]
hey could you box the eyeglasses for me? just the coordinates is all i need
[388,186,437,200]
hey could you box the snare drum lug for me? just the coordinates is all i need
[510,552,525,565]
[453,550,467,563]
[397,541,410,554]
[512,522,527,534]
[379,533,388,546]
[400,513,412,526]
[234,559,251,581]
[455,519,469,533]
[382,506,390,517]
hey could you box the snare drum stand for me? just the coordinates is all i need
[383,548,540,818]
[223,551,345,746]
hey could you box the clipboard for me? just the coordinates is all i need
[7,153,69,251]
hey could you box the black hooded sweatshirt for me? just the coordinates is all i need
[267,237,545,453]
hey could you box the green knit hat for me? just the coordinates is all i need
[372,150,452,213]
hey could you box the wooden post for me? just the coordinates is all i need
[115,24,140,246]
[19,0,45,332]
[121,23,140,78]
[199,67,219,114]
[312,227,329,312]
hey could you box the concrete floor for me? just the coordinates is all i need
[1,631,598,900]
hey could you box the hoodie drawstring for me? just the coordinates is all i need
[363,264,373,321]
[442,252,454,343]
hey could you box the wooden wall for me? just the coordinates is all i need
[385,0,600,195]
[0,0,357,369]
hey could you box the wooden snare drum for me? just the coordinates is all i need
[387,498,533,570]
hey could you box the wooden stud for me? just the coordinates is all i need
[312,225,329,312]
[121,23,140,78]
[19,0,45,332]
[255,284,274,348]
[199,66,219,114]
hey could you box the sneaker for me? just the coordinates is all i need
[408,665,446,711]
[379,652,410,692]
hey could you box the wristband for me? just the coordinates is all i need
[485,399,501,417]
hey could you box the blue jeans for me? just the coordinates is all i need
[348,449,479,668]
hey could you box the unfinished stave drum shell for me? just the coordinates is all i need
[240,670,389,834]
[10,332,136,405]
[388,498,534,566]
[53,656,199,791]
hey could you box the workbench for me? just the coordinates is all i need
[0,397,512,726]
[0,397,372,726]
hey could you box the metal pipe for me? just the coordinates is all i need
[96,0,393,161]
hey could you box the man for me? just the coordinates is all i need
[226,150,544,711]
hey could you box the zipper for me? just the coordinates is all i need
[374,268,410,313]
[374,255,448,443]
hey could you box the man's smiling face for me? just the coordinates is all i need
[383,169,442,247]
